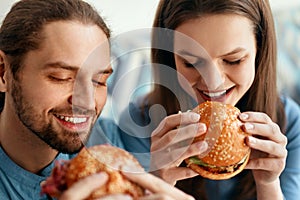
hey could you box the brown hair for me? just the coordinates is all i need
[0,0,110,111]
[148,0,286,199]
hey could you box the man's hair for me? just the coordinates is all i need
[0,0,110,111]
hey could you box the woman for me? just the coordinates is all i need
[113,0,300,199]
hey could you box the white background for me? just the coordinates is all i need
[1,0,300,36]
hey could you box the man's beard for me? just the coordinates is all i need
[11,79,97,154]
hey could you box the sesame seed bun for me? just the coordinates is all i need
[41,145,145,199]
[185,101,251,180]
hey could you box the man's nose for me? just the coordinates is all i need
[69,79,95,110]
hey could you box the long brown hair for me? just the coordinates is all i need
[148,0,286,199]
[0,0,110,112]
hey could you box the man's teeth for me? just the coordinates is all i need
[203,90,226,98]
[57,115,87,123]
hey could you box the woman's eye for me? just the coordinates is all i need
[183,58,206,68]
[223,59,242,65]
[184,61,195,68]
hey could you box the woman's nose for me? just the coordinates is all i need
[197,62,225,90]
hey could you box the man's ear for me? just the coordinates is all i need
[0,50,8,92]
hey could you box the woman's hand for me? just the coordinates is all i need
[239,112,288,185]
[150,111,208,185]
[58,171,194,200]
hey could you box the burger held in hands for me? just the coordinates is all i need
[185,101,251,180]
[41,145,145,199]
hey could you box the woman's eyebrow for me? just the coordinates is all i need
[175,49,201,58]
[176,50,210,64]
[221,47,247,56]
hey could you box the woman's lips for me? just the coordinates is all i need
[197,86,234,102]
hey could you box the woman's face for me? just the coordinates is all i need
[174,14,256,106]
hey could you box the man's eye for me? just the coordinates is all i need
[92,74,110,87]
[49,76,72,82]
[92,80,107,86]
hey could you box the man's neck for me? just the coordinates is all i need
[0,111,59,174]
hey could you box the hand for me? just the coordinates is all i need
[150,111,208,185]
[240,112,288,185]
[124,171,195,200]
[58,172,133,200]
[58,171,194,200]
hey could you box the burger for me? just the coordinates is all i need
[185,101,251,180]
[41,144,145,199]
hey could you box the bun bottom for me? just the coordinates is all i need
[186,152,250,180]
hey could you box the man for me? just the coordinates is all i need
[0,0,193,199]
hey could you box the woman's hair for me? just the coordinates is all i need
[0,0,110,111]
[148,0,286,199]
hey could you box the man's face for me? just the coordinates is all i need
[9,21,111,153]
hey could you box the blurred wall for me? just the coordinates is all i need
[2,0,299,35]
[1,0,299,106]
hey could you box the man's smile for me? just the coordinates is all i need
[54,114,88,124]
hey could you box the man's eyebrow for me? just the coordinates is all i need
[99,67,113,74]
[44,62,78,71]
[44,62,113,74]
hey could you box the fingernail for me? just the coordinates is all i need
[122,195,133,200]
[93,172,108,179]
[248,136,256,144]
[240,113,249,120]
[197,141,208,152]
[190,113,200,122]
[93,173,108,186]
[198,123,206,133]
[245,123,254,130]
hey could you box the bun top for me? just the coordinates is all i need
[65,145,145,199]
[66,145,144,184]
[193,101,250,166]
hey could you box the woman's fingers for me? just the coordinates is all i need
[240,111,287,156]
[168,141,208,167]
[59,173,108,200]
[240,111,288,184]
[246,136,287,158]
[150,141,208,170]
[245,157,286,173]
[239,112,273,124]
[154,167,199,186]
[240,112,286,142]
[152,112,200,138]
[123,172,194,200]
[138,193,174,200]
[96,194,132,200]
[151,123,206,151]
[243,122,287,144]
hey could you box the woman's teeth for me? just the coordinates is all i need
[202,90,226,98]
[56,115,87,124]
